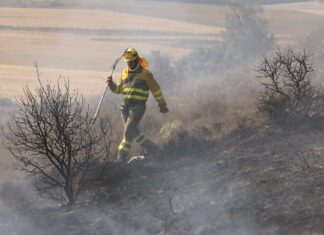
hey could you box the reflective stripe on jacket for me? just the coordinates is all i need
[111,66,166,104]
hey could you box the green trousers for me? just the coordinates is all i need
[117,102,157,161]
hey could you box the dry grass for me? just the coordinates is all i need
[299,9,324,15]
[0,6,222,99]
[0,64,110,98]
[0,2,323,100]
[264,1,324,12]
[0,7,221,34]
[262,1,324,40]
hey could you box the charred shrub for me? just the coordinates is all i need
[256,48,323,125]
[3,66,115,205]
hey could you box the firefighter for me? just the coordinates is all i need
[107,48,169,163]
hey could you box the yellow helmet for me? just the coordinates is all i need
[123,48,139,61]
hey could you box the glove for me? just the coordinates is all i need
[106,75,114,87]
[158,103,169,113]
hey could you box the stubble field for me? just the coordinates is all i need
[0,1,324,99]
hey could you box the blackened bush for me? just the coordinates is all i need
[256,48,323,124]
[3,66,115,205]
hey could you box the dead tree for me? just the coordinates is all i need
[3,66,115,205]
[256,48,315,122]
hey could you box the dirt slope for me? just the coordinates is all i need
[1,121,323,234]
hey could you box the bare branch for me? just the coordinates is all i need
[256,48,317,123]
[3,66,116,205]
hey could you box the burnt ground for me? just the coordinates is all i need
[1,121,324,235]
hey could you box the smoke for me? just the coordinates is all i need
[1,1,323,234]
[0,180,48,234]
[0,138,262,235]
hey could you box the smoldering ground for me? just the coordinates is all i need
[2,125,323,234]
[0,154,263,234]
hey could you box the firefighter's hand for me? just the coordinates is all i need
[159,103,169,113]
[106,75,113,87]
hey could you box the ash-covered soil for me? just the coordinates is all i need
[1,122,324,235]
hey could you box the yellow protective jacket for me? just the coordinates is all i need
[111,66,166,104]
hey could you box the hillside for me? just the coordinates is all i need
[1,1,323,234]
[1,120,323,234]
